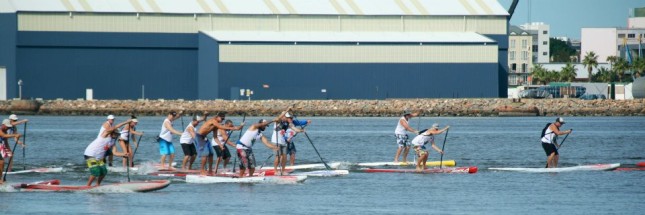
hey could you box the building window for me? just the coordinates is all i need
[543,30,548,34]
[543,52,548,56]
[510,51,516,60]
[628,34,635,38]
[521,63,527,73]
[543,41,548,45]
[511,63,517,72]
[532,45,538,51]
[522,51,528,60]
[510,39,515,48]
[618,34,625,38]
[522,39,527,48]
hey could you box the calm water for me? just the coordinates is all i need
[1,116,643,214]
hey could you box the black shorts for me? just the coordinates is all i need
[287,142,296,155]
[104,148,113,156]
[181,143,197,156]
[214,144,231,159]
[542,142,559,156]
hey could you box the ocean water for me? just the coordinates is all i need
[0,116,643,214]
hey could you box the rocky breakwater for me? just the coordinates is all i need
[0,99,643,116]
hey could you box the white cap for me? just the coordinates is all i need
[2,119,13,127]
[9,114,18,120]
[431,123,439,129]
[131,118,138,123]
[107,115,115,120]
[556,117,565,124]
[285,112,292,118]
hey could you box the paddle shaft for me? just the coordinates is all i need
[259,154,274,169]
[126,156,131,182]
[293,115,330,170]
[231,113,246,173]
[557,129,572,149]
[2,140,19,182]
[439,128,449,169]
[22,122,27,170]
[132,133,143,167]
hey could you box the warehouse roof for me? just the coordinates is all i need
[201,31,496,44]
[2,0,509,16]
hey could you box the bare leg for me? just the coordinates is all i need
[96,175,105,186]
[214,157,222,173]
[249,167,255,177]
[553,155,559,168]
[402,146,410,163]
[160,155,166,169]
[394,147,403,162]
[199,157,207,175]
[207,155,214,174]
[289,153,296,166]
[168,154,175,170]
[239,169,246,178]
[182,155,189,170]
[86,175,96,186]
[273,156,280,174]
[0,160,4,183]
[223,157,230,169]
[280,155,287,175]
[188,155,196,170]
[546,153,557,168]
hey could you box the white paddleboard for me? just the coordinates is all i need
[4,167,64,175]
[489,163,620,173]
[186,175,307,184]
[290,170,349,177]
[260,162,341,170]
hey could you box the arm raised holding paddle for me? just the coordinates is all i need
[411,123,449,172]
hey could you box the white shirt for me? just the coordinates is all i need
[411,133,434,146]
[237,129,262,149]
[97,121,112,138]
[541,126,556,144]
[179,124,195,144]
[84,136,116,159]
[395,117,409,135]
[159,118,173,142]
[270,123,287,145]
[120,126,131,141]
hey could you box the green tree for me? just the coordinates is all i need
[606,55,618,69]
[592,67,615,83]
[582,51,598,82]
[614,57,629,82]
[633,57,645,78]
[559,63,577,82]
[550,38,576,62]
[530,64,548,84]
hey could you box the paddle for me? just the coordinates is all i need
[293,115,331,170]
[2,140,19,182]
[126,156,131,182]
[132,133,143,167]
[557,129,572,149]
[439,128,450,169]
[259,154,274,169]
[231,113,246,173]
[22,122,27,170]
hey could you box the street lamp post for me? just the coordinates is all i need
[17,79,23,100]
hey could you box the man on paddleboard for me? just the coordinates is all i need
[213,119,237,173]
[284,113,310,166]
[158,111,183,170]
[412,123,449,172]
[84,119,131,186]
[179,114,205,170]
[394,110,419,163]
[272,112,304,176]
[237,110,288,177]
[0,119,24,182]
[195,112,244,176]
[99,115,116,166]
[541,117,572,168]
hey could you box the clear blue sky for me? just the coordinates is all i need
[499,0,644,40]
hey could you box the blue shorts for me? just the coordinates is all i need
[195,134,213,157]
[159,139,175,155]
[287,142,296,155]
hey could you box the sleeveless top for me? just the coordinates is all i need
[395,117,409,135]
[215,130,233,146]
[541,126,556,144]
[411,133,434,146]
[120,125,131,141]
[179,124,195,144]
[84,136,116,159]
[237,128,262,149]
[97,121,112,138]
[159,118,173,142]
[271,121,289,145]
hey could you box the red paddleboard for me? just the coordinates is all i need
[363,166,477,174]
[15,180,170,192]
[637,162,645,167]
[148,169,290,177]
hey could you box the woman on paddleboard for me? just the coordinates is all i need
[411,123,449,172]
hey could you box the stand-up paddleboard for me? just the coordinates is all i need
[107,162,178,173]
[12,179,170,192]
[638,162,645,167]
[186,175,307,184]
[290,170,349,177]
[363,166,477,174]
[489,163,620,173]
[149,169,292,177]
[614,162,645,171]
[260,162,342,170]
[357,160,456,167]
[4,167,64,175]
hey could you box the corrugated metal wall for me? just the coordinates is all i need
[0,13,17,99]
[17,12,506,35]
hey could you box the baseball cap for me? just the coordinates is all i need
[258,119,267,124]
[556,117,565,124]
[285,112,293,118]
[107,115,115,120]
[131,118,139,123]
[431,123,439,129]
[2,119,13,127]
[9,114,18,120]
[169,111,177,116]
[403,109,412,116]
[193,115,203,121]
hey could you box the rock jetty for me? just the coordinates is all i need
[1,98,643,117]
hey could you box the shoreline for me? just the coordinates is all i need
[2,98,644,117]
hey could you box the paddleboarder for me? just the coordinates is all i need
[8,114,28,128]
[99,115,116,166]
[119,117,142,168]
[541,117,572,168]
[394,109,419,163]
[84,119,131,186]
[285,113,310,166]
[158,111,183,170]
[237,110,289,177]
[213,119,237,173]
[179,115,205,170]
[272,112,304,175]
[0,119,23,179]
[195,112,244,176]
[411,123,449,172]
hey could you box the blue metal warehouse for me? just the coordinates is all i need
[0,0,509,100]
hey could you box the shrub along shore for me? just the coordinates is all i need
[2,98,644,117]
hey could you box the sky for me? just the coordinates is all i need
[498,0,644,40]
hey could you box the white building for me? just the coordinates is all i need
[581,28,645,63]
[520,22,550,63]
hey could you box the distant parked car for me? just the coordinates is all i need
[519,89,550,99]
[579,94,606,100]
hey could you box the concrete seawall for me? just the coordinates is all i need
[1,99,644,117]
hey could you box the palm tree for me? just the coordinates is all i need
[530,64,548,84]
[582,51,598,82]
[614,57,629,83]
[559,63,577,82]
[593,67,614,83]
[633,57,645,78]
[606,55,618,70]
